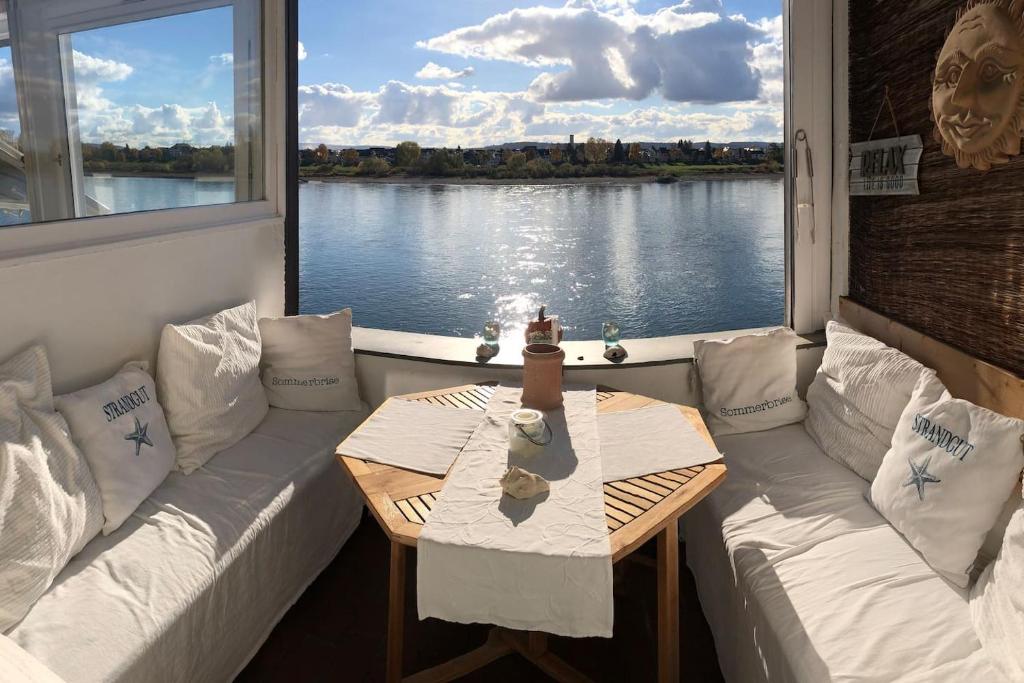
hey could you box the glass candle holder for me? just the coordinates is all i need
[602,321,621,347]
[483,320,501,347]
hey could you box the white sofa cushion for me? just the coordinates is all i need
[8,407,367,682]
[693,328,807,435]
[156,301,269,474]
[805,320,934,481]
[0,346,104,632]
[56,363,176,535]
[870,373,1024,587]
[258,309,362,411]
[972,495,1024,680]
[685,424,1001,683]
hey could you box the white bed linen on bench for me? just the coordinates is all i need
[6,408,367,683]
[685,424,1003,683]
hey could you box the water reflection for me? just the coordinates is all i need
[299,178,785,340]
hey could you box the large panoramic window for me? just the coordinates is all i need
[298,0,785,340]
[0,0,263,227]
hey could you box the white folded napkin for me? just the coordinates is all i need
[337,398,484,475]
[598,403,722,482]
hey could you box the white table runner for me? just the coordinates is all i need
[337,398,483,475]
[417,384,613,638]
[598,403,723,482]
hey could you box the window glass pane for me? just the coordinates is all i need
[298,0,785,339]
[0,0,263,227]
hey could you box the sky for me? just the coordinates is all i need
[0,0,783,149]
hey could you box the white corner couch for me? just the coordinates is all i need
[3,407,367,683]
[685,423,1003,683]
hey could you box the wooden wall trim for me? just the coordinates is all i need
[839,297,1024,419]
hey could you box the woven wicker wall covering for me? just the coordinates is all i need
[849,0,1024,377]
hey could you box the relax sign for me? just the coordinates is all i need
[849,135,923,195]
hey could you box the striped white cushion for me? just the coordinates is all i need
[804,321,934,481]
[156,302,268,474]
[0,345,103,631]
[972,495,1024,680]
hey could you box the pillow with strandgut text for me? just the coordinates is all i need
[56,362,175,535]
[693,328,807,436]
[869,373,1024,587]
[258,309,362,412]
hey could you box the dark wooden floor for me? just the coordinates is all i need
[238,514,724,682]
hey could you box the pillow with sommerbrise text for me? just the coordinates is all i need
[869,372,1024,588]
[693,328,807,436]
[56,362,176,535]
[258,309,362,412]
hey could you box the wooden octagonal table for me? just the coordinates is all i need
[336,383,726,683]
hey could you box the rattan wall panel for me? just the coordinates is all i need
[849,0,1024,376]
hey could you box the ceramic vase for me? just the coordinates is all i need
[521,343,564,410]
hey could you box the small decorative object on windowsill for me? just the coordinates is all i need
[525,305,562,345]
[602,321,621,347]
[476,343,497,360]
[603,345,627,362]
[508,409,552,458]
[500,466,550,500]
[522,343,565,410]
[483,320,501,347]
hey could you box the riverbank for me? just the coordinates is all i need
[301,171,781,186]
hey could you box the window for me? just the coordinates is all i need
[0,0,264,228]
[297,0,790,341]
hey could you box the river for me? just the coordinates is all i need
[75,175,785,340]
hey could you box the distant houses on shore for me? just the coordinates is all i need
[300,136,780,169]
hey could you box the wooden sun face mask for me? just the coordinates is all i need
[932,1,1024,171]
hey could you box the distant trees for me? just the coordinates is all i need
[341,149,360,166]
[612,138,625,163]
[525,158,554,178]
[584,137,612,164]
[628,142,641,162]
[549,146,564,163]
[505,152,528,174]
[315,143,329,163]
[395,141,421,168]
[357,156,390,176]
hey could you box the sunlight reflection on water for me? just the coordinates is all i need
[299,179,784,340]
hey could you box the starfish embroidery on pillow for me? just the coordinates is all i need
[124,416,154,456]
[904,455,941,501]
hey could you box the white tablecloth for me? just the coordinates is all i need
[598,403,722,482]
[337,398,483,475]
[417,384,613,638]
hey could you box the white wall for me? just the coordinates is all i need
[0,219,284,394]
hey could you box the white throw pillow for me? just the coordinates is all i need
[805,320,934,481]
[693,328,807,436]
[55,362,176,534]
[971,494,1024,680]
[0,345,104,631]
[258,309,362,411]
[869,373,1024,587]
[156,301,269,474]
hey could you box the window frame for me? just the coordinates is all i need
[0,0,284,263]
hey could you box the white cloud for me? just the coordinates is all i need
[72,50,134,82]
[296,78,781,147]
[416,1,775,105]
[210,53,234,66]
[415,61,475,80]
[298,41,308,61]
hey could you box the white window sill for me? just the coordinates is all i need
[353,326,825,370]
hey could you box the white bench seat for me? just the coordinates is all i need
[685,424,1002,683]
[6,407,367,683]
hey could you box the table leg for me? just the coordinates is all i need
[657,519,680,683]
[387,541,407,683]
